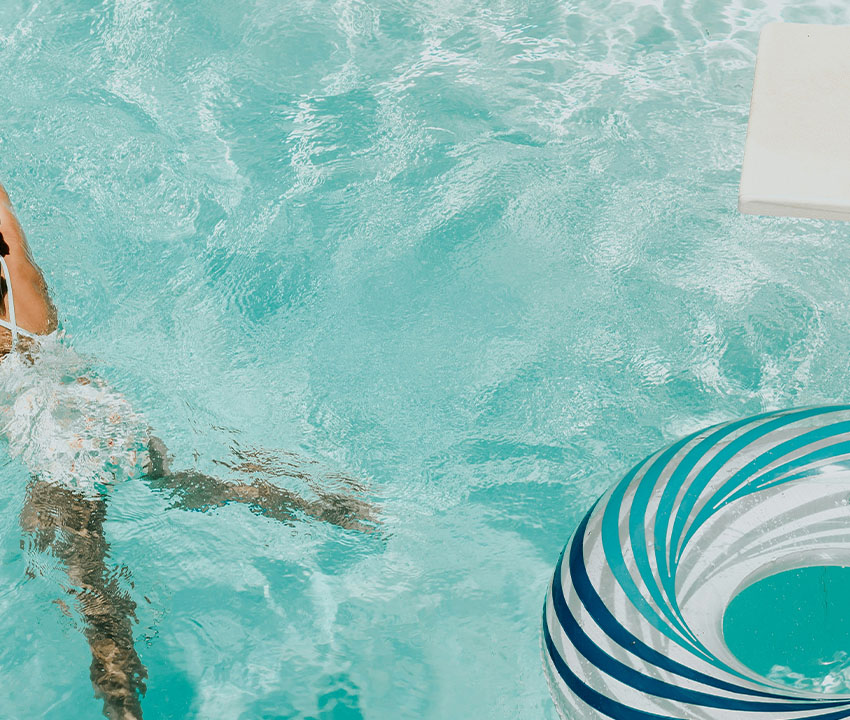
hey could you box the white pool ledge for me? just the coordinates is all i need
[740,23,850,222]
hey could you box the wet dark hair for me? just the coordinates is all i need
[0,231,8,256]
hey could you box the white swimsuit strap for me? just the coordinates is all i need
[0,255,36,348]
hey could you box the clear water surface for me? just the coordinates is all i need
[1,0,850,717]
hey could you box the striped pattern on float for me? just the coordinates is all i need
[543,406,850,719]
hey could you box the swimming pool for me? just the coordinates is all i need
[3,0,850,717]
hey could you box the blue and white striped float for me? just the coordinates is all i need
[543,406,850,719]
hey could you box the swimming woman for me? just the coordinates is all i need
[0,183,376,719]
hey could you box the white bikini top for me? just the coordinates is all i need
[0,254,37,348]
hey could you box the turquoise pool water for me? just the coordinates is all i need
[725,566,850,693]
[3,0,850,717]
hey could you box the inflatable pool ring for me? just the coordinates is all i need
[543,405,850,719]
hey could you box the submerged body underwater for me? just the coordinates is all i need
[1,273,374,719]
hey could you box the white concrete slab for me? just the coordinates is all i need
[739,23,850,221]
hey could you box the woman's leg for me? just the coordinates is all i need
[20,480,146,720]
[144,436,378,532]
[16,452,374,720]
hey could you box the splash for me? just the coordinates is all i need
[0,332,149,496]
[769,652,850,695]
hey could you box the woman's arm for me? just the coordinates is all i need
[0,183,57,336]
